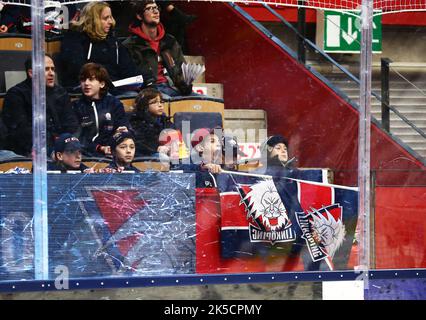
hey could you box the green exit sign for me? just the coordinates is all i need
[323,10,382,53]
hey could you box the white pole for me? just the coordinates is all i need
[32,0,49,280]
[358,0,373,292]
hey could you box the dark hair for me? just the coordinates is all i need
[110,131,135,151]
[79,63,110,97]
[24,53,54,74]
[134,87,162,114]
[133,0,157,16]
[266,135,288,149]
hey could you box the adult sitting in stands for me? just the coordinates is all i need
[73,63,130,157]
[60,2,140,94]
[2,54,79,157]
[159,1,197,54]
[122,0,193,98]
[104,131,140,173]
[131,87,175,157]
[47,133,91,173]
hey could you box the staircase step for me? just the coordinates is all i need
[325,71,426,159]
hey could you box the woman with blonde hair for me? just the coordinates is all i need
[60,2,140,93]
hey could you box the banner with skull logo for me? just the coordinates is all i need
[218,173,358,271]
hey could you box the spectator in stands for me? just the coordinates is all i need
[131,87,175,157]
[2,54,79,157]
[60,2,140,94]
[261,135,298,177]
[104,131,140,172]
[186,127,223,187]
[158,1,197,54]
[47,133,92,173]
[122,0,193,98]
[73,63,130,157]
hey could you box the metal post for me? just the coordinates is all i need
[358,0,373,291]
[297,0,306,64]
[381,58,392,132]
[32,0,49,279]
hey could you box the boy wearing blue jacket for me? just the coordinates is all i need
[73,63,130,157]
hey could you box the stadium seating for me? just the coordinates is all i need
[173,111,223,132]
[0,35,62,93]
[82,158,111,170]
[132,161,170,172]
[0,34,32,51]
[168,96,225,123]
[0,157,32,172]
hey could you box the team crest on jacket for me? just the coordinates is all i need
[238,179,296,244]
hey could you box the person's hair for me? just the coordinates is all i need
[134,87,162,114]
[24,53,54,75]
[71,2,115,41]
[79,63,110,97]
[133,0,157,17]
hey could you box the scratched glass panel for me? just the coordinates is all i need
[0,173,195,280]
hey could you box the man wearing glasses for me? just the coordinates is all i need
[123,0,193,98]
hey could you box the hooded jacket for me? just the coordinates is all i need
[122,22,192,95]
[72,94,130,157]
[2,78,79,156]
[59,30,139,89]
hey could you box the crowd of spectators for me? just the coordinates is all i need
[0,1,296,176]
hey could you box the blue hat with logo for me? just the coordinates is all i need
[54,133,82,153]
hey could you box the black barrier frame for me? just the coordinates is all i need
[1,269,426,293]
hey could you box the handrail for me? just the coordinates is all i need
[261,3,361,84]
[246,3,426,141]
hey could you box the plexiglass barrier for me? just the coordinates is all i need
[0,0,424,297]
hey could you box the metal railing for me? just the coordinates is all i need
[230,2,426,162]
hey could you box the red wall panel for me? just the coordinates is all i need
[182,2,424,186]
[375,187,426,269]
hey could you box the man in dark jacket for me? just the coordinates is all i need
[122,0,193,98]
[2,55,79,157]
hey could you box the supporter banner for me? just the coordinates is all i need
[218,173,358,271]
[0,173,196,281]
